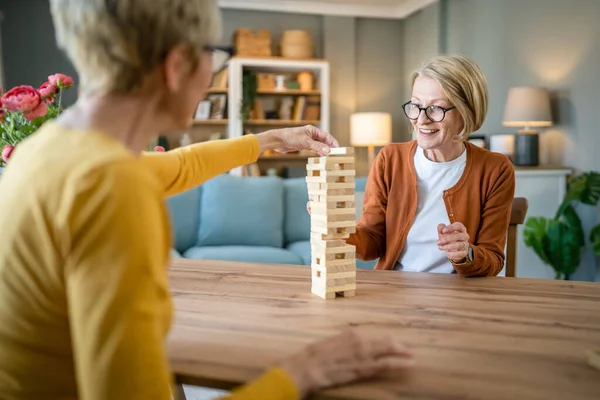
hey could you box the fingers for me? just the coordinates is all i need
[306,201,312,214]
[437,231,469,246]
[441,222,467,234]
[438,241,468,252]
[437,224,446,235]
[305,125,340,155]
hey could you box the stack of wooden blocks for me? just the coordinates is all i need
[306,148,357,299]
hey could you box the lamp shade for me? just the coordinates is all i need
[350,112,392,146]
[502,86,552,128]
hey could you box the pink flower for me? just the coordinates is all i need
[153,146,165,152]
[1,86,42,113]
[38,82,58,99]
[2,145,14,163]
[48,73,74,89]
[24,101,48,121]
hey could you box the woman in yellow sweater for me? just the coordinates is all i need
[0,0,413,399]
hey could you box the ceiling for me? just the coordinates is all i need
[218,0,439,19]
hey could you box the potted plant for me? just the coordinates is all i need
[524,171,600,279]
[0,73,74,169]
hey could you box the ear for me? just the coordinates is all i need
[163,45,192,92]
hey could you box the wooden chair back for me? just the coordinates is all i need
[505,197,528,277]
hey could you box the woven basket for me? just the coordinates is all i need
[280,30,312,58]
[234,28,271,57]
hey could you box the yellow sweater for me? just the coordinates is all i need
[0,123,298,400]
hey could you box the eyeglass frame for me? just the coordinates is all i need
[203,45,234,75]
[401,101,456,123]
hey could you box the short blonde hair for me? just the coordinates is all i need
[50,0,222,95]
[411,54,488,140]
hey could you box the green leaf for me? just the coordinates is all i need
[564,172,600,206]
[561,204,585,247]
[546,219,582,277]
[590,224,600,256]
[523,217,552,266]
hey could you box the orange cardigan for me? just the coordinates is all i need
[347,141,515,277]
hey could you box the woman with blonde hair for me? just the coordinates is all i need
[0,0,413,399]
[311,54,515,276]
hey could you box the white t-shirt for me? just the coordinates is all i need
[395,145,467,273]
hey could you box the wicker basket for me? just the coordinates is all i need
[234,28,271,57]
[280,30,312,58]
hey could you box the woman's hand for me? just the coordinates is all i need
[278,329,413,398]
[437,222,470,262]
[256,125,339,156]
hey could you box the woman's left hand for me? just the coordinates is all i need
[256,125,339,156]
[437,222,471,262]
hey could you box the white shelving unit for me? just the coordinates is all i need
[225,57,330,176]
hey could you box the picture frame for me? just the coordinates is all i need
[194,100,211,120]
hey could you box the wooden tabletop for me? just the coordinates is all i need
[167,258,600,400]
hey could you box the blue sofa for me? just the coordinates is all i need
[166,174,377,269]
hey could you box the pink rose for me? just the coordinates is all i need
[2,145,14,163]
[1,86,42,113]
[48,73,74,88]
[38,82,58,99]
[24,101,48,121]
[153,146,165,152]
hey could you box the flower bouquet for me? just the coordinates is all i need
[0,73,74,167]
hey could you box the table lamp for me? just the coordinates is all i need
[350,112,392,167]
[502,86,552,166]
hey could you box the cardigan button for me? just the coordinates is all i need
[443,191,448,197]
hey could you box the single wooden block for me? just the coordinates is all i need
[306,182,355,190]
[309,188,354,196]
[311,252,356,264]
[308,156,355,165]
[312,262,356,274]
[311,223,356,235]
[341,290,355,297]
[309,206,356,216]
[587,348,600,371]
[328,147,354,155]
[306,171,356,180]
[313,194,355,203]
[309,238,347,248]
[311,268,355,280]
[310,231,350,240]
[311,213,356,223]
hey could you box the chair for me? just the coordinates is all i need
[505,197,528,277]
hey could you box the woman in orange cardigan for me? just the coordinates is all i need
[0,0,413,399]
[311,55,515,277]
[352,55,515,276]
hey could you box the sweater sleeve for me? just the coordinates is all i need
[65,162,173,400]
[346,151,387,260]
[220,368,299,400]
[140,135,260,198]
[453,158,516,277]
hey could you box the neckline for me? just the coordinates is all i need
[416,145,466,168]
[408,140,474,194]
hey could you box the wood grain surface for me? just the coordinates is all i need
[167,258,600,400]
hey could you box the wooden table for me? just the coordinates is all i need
[167,258,600,400]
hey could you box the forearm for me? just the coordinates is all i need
[141,135,260,197]
[220,368,299,400]
[347,225,384,260]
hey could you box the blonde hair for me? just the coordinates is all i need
[50,0,222,95]
[411,54,488,140]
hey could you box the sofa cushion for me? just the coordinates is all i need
[283,178,310,243]
[166,186,202,253]
[197,174,284,247]
[286,240,311,265]
[184,245,303,265]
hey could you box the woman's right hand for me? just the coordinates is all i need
[278,329,414,398]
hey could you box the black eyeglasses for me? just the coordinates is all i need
[203,45,234,74]
[402,101,456,123]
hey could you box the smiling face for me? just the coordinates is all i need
[409,75,464,160]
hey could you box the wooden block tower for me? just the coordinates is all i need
[306,147,357,299]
